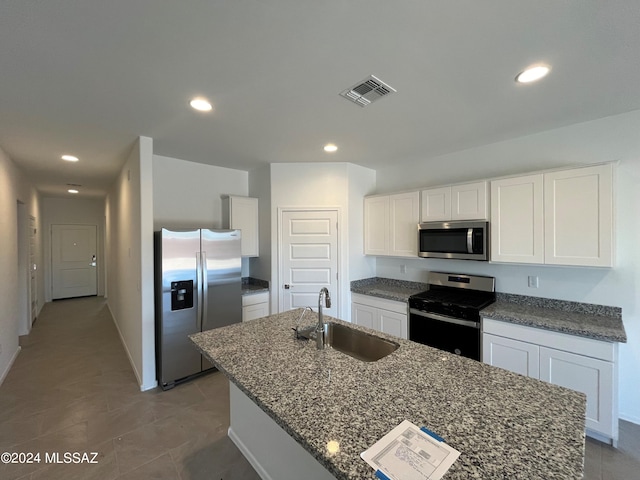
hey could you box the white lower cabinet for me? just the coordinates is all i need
[483,318,618,444]
[483,333,540,378]
[351,293,407,339]
[242,292,269,322]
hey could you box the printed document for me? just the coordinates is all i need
[361,420,460,480]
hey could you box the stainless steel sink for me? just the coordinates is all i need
[323,322,399,362]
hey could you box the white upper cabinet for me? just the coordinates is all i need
[364,191,419,257]
[490,174,544,264]
[389,192,420,256]
[544,164,613,267]
[490,164,614,267]
[421,181,488,222]
[420,186,451,222]
[364,195,390,256]
[451,181,489,220]
[223,196,259,257]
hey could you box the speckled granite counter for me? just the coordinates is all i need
[481,293,626,343]
[191,310,586,479]
[241,277,269,296]
[350,277,429,302]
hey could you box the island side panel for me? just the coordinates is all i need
[229,382,337,480]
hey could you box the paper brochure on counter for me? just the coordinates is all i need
[361,420,460,480]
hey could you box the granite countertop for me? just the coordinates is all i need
[191,310,586,480]
[481,293,627,343]
[350,277,429,302]
[241,277,269,296]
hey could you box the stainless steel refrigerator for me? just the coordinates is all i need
[154,228,242,390]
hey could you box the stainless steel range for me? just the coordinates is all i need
[408,271,496,360]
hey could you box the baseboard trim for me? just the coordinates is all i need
[228,427,272,480]
[619,413,640,426]
[0,346,22,386]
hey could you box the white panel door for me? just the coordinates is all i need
[451,181,488,220]
[51,224,97,299]
[544,164,613,267]
[539,346,614,436]
[490,174,544,263]
[378,309,407,339]
[351,302,377,330]
[483,333,540,378]
[29,215,38,323]
[420,186,451,222]
[389,191,420,257]
[229,196,259,257]
[281,210,338,316]
[364,196,389,255]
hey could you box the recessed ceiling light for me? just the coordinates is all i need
[190,97,213,112]
[68,189,79,194]
[61,155,79,162]
[516,64,551,83]
[323,144,338,153]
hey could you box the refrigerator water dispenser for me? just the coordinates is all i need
[171,280,193,310]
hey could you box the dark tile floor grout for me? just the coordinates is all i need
[1,296,639,479]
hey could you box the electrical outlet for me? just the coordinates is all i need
[400,265,407,274]
[528,275,539,288]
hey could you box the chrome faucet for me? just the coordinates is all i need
[316,288,332,349]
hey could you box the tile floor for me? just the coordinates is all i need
[1,296,639,479]
[0,296,260,480]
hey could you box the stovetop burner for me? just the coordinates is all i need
[408,272,496,322]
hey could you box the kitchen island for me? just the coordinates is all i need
[190,309,586,479]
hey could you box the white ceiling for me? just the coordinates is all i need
[1,1,639,197]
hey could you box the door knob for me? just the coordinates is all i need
[284,284,291,289]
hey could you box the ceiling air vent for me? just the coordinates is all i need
[339,75,396,107]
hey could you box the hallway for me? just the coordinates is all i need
[0,297,259,480]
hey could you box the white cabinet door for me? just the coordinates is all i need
[420,186,451,222]
[544,164,613,267]
[483,333,540,378]
[539,346,614,437]
[490,174,544,263]
[451,181,488,220]
[379,309,407,339]
[226,196,259,257]
[351,302,377,330]
[243,302,269,322]
[389,191,420,257]
[364,196,389,256]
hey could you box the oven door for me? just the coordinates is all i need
[409,309,480,360]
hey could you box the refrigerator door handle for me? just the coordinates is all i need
[196,252,203,329]
[201,251,208,329]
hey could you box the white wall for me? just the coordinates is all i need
[347,163,377,306]
[152,155,248,230]
[0,146,42,384]
[42,196,106,301]
[105,136,156,391]
[269,162,376,320]
[372,110,640,424]
[248,165,272,284]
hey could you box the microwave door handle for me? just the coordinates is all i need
[467,228,473,254]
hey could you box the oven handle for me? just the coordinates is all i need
[467,228,473,254]
[409,308,479,329]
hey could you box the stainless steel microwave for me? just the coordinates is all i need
[418,221,489,261]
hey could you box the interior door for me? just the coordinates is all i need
[51,224,97,299]
[280,210,338,317]
[30,215,38,322]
